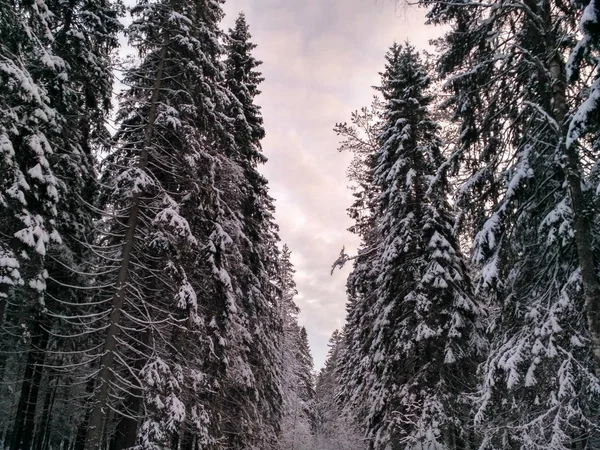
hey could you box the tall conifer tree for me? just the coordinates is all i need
[0,0,121,445]
[423,0,600,446]
[338,43,483,450]
[83,0,234,446]
[313,329,366,450]
[0,4,63,447]
[217,14,283,448]
[276,245,316,450]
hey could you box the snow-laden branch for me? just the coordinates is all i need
[330,245,378,275]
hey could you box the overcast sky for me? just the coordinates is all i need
[221,0,433,369]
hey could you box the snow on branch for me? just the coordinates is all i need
[330,245,378,275]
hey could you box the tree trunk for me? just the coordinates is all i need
[74,377,96,450]
[84,36,170,450]
[21,325,49,450]
[563,143,600,372]
[0,334,9,403]
[181,432,194,450]
[170,431,179,450]
[546,25,600,373]
[110,327,150,450]
[0,292,8,381]
[34,372,56,450]
[10,320,49,450]
[109,394,142,450]
[0,296,6,328]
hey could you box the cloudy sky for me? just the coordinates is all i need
[221,0,434,368]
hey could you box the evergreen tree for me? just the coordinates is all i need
[297,326,316,425]
[0,0,121,445]
[338,43,483,450]
[315,330,343,438]
[277,245,316,450]
[224,12,266,167]
[566,0,600,376]
[0,2,62,443]
[0,2,294,449]
[423,0,600,446]
[217,14,284,448]
[315,330,343,440]
[313,329,366,450]
[82,0,234,446]
[40,0,122,446]
[0,0,61,316]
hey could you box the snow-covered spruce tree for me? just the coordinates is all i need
[82,0,235,447]
[0,0,121,445]
[340,43,484,450]
[313,329,366,450]
[567,0,600,372]
[422,0,600,446]
[277,245,316,450]
[215,13,283,449]
[315,330,343,442]
[315,330,340,446]
[297,327,316,427]
[0,0,60,331]
[34,0,123,447]
[0,2,61,444]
